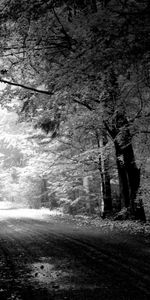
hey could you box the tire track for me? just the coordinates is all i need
[0,216,150,299]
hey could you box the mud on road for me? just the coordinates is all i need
[0,208,150,299]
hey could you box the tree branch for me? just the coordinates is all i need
[0,78,53,96]
[73,98,93,111]
[52,7,73,49]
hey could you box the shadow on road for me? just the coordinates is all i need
[0,209,150,299]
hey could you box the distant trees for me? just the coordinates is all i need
[0,0,149,219]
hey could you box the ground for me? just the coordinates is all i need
[0,204,150,299]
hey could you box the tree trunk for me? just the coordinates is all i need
[41,177,49,205]
[114,139,146,221]
[103,68,145,220]
[83,176,92,215]
[98,131,112,217]
[115,141,140,212]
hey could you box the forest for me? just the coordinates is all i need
[0,0,150,221]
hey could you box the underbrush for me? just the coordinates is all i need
[48,209,150,239]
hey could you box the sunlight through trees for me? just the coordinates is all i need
[0,0,149,220]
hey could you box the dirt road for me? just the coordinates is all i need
[0,208,150,300]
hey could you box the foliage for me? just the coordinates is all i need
[0,0,149,217]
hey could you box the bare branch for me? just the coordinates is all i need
[73,98,93,111]
[0,78,53,96]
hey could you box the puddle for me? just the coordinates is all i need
[30,260,71,290]
[29,257,103,292]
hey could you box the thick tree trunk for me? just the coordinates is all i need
[114,140,146,221]
[103,68,145,220]
[113,109,141,214]
[102,68,145,220]
[115,141,140,212]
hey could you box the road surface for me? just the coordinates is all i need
[0,207,150,299]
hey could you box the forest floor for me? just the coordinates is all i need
[0,205,150,299]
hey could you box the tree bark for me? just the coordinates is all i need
[115,140,140,212]
[41,177,49,205]
[98,131,112,217]
[83,176,92,214]
[103,68,144,220]
[114,137,146,221]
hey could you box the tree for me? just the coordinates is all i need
[102,68,141,214]
[0,0,149,219]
